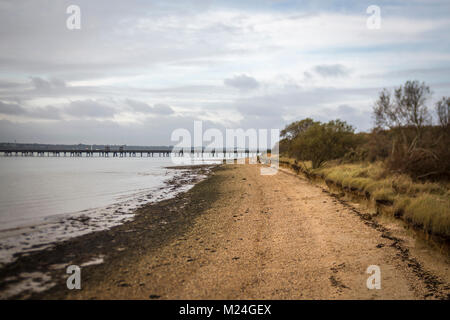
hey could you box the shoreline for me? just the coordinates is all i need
[0,163,216,267]
[0,164,218,299]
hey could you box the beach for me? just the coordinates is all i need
[1,163,449,299]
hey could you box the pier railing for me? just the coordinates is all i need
[0,148,271,158]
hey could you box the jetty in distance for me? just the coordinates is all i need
[0,143,270,158]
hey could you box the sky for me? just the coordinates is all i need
[0,0,449,145]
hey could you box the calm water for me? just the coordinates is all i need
[0,157,177,230]
[0,156,214,264]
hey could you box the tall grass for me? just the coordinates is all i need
[281,158,450,238]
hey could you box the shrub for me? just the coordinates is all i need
[281,119,359,168]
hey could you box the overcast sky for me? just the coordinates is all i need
[0,0,449,145]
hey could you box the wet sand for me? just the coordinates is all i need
[1,164,449,299]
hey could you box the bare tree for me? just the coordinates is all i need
[373,80,431,131]
[394,81,431,130]
[373,89,397,128]
[436,96,449,128]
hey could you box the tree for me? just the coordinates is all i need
[436,96,449,129]
[373,88,398,128]
[280,118,316,141]
[291,119,356,168]
[372,82,449,179]
[373,80,432,159]
[280,118,317,157]
[373,80,431,132]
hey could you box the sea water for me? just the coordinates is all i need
[0,156,215,265]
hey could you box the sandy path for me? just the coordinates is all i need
[65,164,450,299]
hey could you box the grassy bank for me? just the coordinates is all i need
[280,157,450,239]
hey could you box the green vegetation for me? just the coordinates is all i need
[280,119,360,168]
[279,80,450,238]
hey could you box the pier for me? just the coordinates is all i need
[0,147,270,159]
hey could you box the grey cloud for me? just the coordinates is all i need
[0,79,118,102]
[28,106,62,120]
[31,77,66,91]
[0,115,222,146]
[31,77,51,90]
[0,1,448,144]
[152,104,174,115]
[303,71,313,80]
[66,100,116,119]
[125,99,174,115]
[230,86,383,132]
[236,98,285,119]
[0,101,26,115]
[0,80,25,90]
[0,100,61,119]
[235,86,377,110]
[313,64,350,78]
[0,98,175,122]
[0,1,232,78]
[224,74,260,91]
[1,83,381,132]
[314,104,372,132]
[0,93,375,145]
[50,78,66,88]
[125,99,152,113]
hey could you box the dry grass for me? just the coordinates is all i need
[403,194,450,236]
[281,158,450,238]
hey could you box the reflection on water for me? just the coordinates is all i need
[0,157,175,230]
[0,156,214,265]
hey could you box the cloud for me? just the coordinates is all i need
[315,104,372,132]
[313,64,350,78]
[0,100,61,119]
[27,106,62,120]
[30,77,51,90]
[0,80,24,90]
[0,115,224,145]
[125,99,152,113]
[125,99,174,115]
[152,103,174,115]
[0,1,449,144]
[0,98,176,122]
[30,77,66,91]
[224,74,260,91]
[0,101,26,115]
[303,71,313,80]
[235,98,285,119]
[49,78,66,88]
[66,100,116,119]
